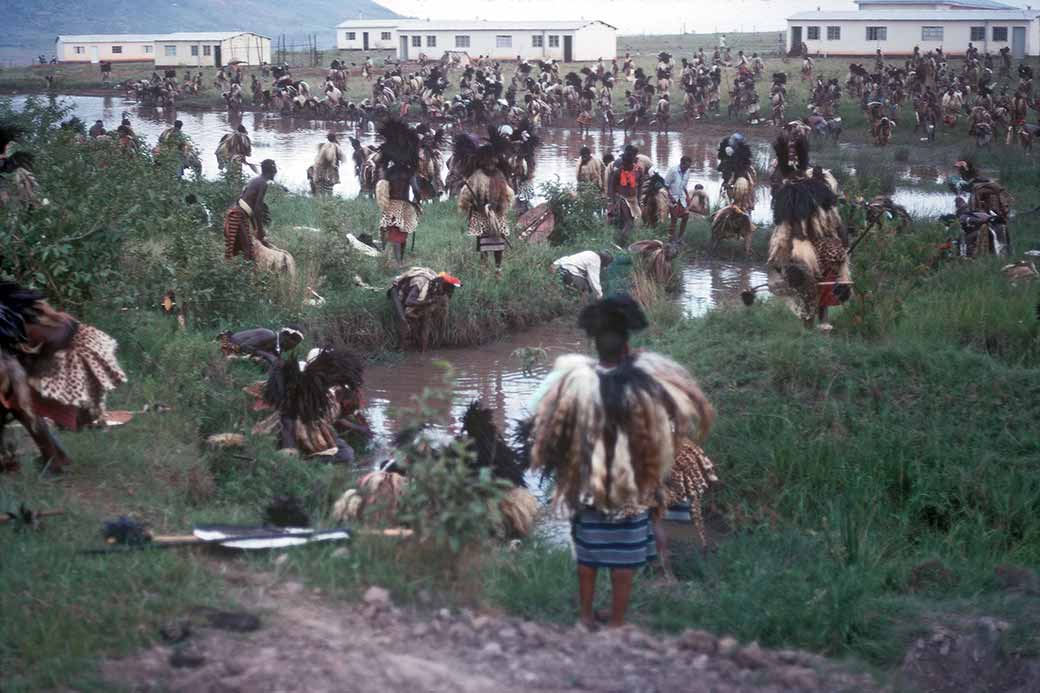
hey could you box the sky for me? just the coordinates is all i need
[375,0,1037,33]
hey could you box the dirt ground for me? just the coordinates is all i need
[101,568,882,693]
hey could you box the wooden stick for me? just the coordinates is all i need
[0,509,64,524]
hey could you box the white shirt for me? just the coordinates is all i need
[664,165,693,205]
[552,251,604,298]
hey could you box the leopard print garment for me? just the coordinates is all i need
[663,440,719,548]
[31,325,127,421]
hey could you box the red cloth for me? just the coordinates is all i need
[818,273,842,308]
[387,227,408,245]
[31,390,81,431]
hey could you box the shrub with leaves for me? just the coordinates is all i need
[538,177,606,246]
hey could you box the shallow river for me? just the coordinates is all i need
[12,94,956,223]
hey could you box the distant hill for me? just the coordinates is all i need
[4,0,399,60]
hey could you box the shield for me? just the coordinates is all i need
[516,203,555,243]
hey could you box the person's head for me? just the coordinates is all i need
[278,327,304,352]
[94,119,103,126]
[327,132,338,143]
[121,117,131,128]
[237,124,247,134]
[435,272,462,297]
[679,155,692,172]
[694,183,704,191]
[578,294,648,364]
[597,251,614,267]
[579,145,591,161]
[261,159,278,180]
[174,120,183,130]
[622,144,638,167]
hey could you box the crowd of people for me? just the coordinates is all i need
[4,38,1026,630]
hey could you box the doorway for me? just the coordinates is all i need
[1013,26,1026,59]
[399,36,409,60]
[563,35,572,62]
[214,45,222,67]
[363,32,369,50]
[789,26,802,56]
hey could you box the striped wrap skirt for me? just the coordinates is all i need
[571,509,657,569]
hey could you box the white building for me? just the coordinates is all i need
[55,35,158,63]
[55,32,271,67]
[787,0,1040,57]
[335,19,617,62]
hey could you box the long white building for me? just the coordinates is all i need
[335,19,617,61]
[787,0,1040,57]
[55,32,271,67]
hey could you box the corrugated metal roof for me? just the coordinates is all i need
[160,32,269,41]
[856,0,1016,8]
[336,19,616,31]
[55,32,269,44]
[789,8,1039,19]
[56,34,159,43]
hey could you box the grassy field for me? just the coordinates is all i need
[2,86,1040,689]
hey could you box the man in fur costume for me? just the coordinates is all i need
[257,346,365,462]
[575,146,605,193]
[523,295,714,628]
[606,145,645,245]
[712,134,757,255]
[311,132,344,196]
[0,282,127,474]
[215,124,252,172]
[767,135,853,329]
[375,118,423,263]
[387,268,462,352]
[455,129,516,274]
[415,123,448,200]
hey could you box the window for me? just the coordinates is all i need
[496,35,512,48]
[164,45,177,57]
[203,45,211,56]
[411,35,422,47]
[346,32,356,41]
[190,45,199,56]
[827,26,841,40]
[807,26,820,40]
[426,35,436,47]
[921,26,943,41]
[866,26,887,41]
[111,45,123,54]
[548,35,559,47]
[532,35,544,48]
[381,32,391,40]
[993,26,1008,41]
[74,46,85,54]
[455,35,471,48]
[144,45,153,54]
[971,26,985,41]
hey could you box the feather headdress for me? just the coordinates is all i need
[717,133,753,178]
[263,348,363,424]
[0,282,43,350]
[565,72,583,89]
[772,132,810,178]
[376,117,420,173]
[460,400,528,487]
[452,127,511,178]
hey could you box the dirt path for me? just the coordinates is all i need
[102,571,880,693]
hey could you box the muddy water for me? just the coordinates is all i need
[16,94,956,220]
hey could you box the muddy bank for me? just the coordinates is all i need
[102,572,881,692]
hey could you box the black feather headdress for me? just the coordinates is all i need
[717,134,753,177]
[460,400,527,487]
[565,72,583,89]
[376,117,420,173]
[263,349,363,424]
[578,294,648,338]
[772,133,810,177]
[0,281,43,350]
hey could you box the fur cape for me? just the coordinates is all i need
[525,350,714,512]
[452,127,512,179]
